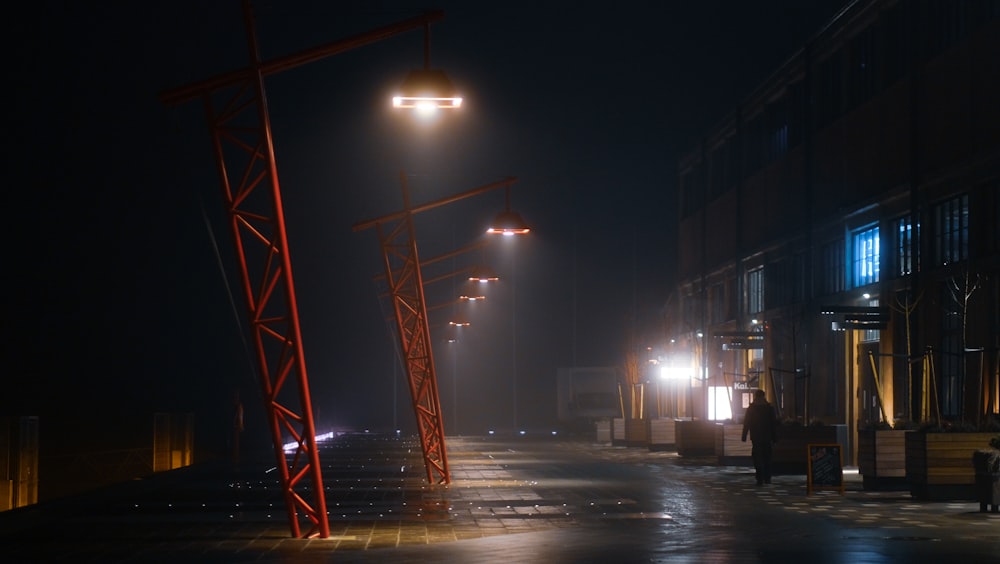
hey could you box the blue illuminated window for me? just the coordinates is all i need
[853,226,880,287]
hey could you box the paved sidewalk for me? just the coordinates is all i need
[1,433,997,562]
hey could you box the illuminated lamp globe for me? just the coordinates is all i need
[443,325,460,344]
[487,209,530,236]
[392,69,463,110]
[468,266,500,283]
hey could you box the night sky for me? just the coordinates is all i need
[6,1,847,455]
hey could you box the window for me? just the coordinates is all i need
[820,239,845,295]
[853,225,880,287]
[892,215,919,277]
[933,194,968,265]
[860,298,880,343]
[747,266,764,314]
[709,283,724,324]
[682,291,699,332]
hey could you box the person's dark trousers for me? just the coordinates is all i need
[751,440,773,484]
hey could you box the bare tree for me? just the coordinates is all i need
[947,270,982,422]
[889,291,922,422]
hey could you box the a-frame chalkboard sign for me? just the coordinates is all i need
[806,443,844,495]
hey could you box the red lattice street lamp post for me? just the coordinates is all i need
[354,174,528,484]
[160,2,459,538]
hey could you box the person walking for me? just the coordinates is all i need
[741,389,778,485]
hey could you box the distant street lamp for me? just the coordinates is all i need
[448,312,472,327]
[483,186,530,434]
[487,187,531,236]
[353,175,527,484]
[468,265,501,283]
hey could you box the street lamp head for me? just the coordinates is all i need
[467,265,500,283]
[443,324,460,343]
[487,209,530,236]
[487,185,529,235]
[392,69,463,111]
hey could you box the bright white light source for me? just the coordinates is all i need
[660,366,691,380]
[708,386,733,421]
[415,101,438,116]
[392,96,462,109]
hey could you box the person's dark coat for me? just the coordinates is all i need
[742,396,777,444]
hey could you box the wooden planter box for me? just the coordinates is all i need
[675,419,717,456]
[611,417,626,446]
[625,418,649,447]
[772,425,847,475]
[858,429,912,490]
[595,419,611,444]
[648,418,677,452]
[906,432,997,500]
[715,423,752,465]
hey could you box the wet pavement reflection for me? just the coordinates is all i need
[1,433,997,563]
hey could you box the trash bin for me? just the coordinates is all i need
[972,449,1000,513]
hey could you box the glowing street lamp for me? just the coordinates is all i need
[468,265,500,283]
[393,69,463,111]
[487,187,530,236]
[456,279,488,303]
[443,324,460,343]
[392,22,462,112]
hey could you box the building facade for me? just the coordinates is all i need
[673,0,1000,462]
